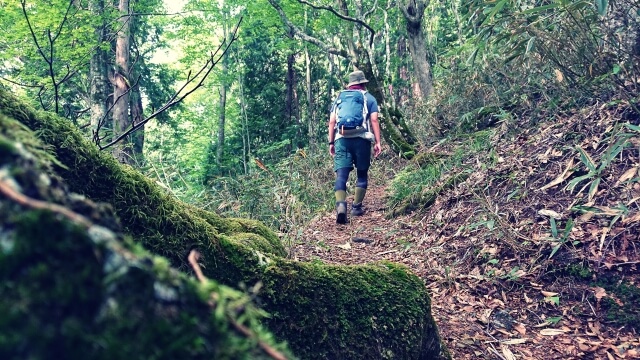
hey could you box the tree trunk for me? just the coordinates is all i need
[89,0,109,136]
[238,73,250,175]
[400,0,433,99]
[112,0,133,164]
[217,72,227,170]
[285,52,295,132]
[305,45,315,151]
[384,8,397,109]
[130,87,144,157]
[355,50,417,157]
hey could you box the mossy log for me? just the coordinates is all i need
[0,115,292,359]
[0,89,448,359]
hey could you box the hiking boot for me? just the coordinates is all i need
[351,202,364,216]
[336,201,348,224]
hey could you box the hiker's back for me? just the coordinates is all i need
[335,90,367,129]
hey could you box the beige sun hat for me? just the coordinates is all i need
[347,70,369,87]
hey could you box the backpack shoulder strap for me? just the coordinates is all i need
[360,90,369,128]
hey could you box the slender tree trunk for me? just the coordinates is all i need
[400,0,433,99]
[112,0,133,164]
[217,69,227,170]
[285,52,295,132]
[384,7,396,109]
[89,0,109,135]
[130,87,144,156]
[406,21,433,98]
[129,13,144,160]
[305,45,315,151]
[238,73,250,175]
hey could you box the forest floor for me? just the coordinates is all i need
[291,102,640,359]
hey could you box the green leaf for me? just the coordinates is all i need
[588,177,600,202]
[562,218,574,240]
[612,64,621,74]
[600,135,630,169]
[576,146,596,172]
[566,174,594,192]
[550,217,558,238]
[467,47,480,65]
[549,243,562,259]
[486,219,495,230]
[595,0,608,15]
[548,316,563,324]
[481,0,508,26]
[525,37,536,55]
[625,123,640,132]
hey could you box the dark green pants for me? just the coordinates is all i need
[333,137,372,171]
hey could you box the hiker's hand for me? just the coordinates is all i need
[329,144,335,157]
[373,143,382,158]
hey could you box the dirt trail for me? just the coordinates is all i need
[291,185,431,272]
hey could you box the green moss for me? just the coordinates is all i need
[261,261,442,359]
[0,88,449,359]
[565,264,592,279]
[597,278,640,332]
[562,264,639,332]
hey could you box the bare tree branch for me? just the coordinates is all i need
[293,0,376,47]
[98,17,244,152]
[266,0,350,58]
[93,75,141,146]
[20,0,76,114]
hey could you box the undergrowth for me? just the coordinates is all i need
[388,130,494,210]
[194,150,334,239]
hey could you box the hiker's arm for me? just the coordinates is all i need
[370,112,382,157]
[328,112,336,156]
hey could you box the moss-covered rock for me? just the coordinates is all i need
[0,122,291,360]
[0,88,448,359]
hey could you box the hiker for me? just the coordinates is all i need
[328,70,382,224]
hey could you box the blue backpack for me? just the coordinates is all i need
[335,90,368,131]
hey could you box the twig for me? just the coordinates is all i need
[0,177,92,228]
[187,250,208,284]
[376,249,398,256]
[600,260,640,268]
[187,250,288,360]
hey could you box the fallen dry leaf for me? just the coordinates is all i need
[514,323,527,335]
[538,209,563,219]
[593,287,607,301]
[501,345,517,360]
[540,328,570,336]
[502,338,527,345]
[617,167,638,186]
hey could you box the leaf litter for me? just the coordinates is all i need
[291,100,640,359]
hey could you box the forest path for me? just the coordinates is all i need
[290,184,431,274]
